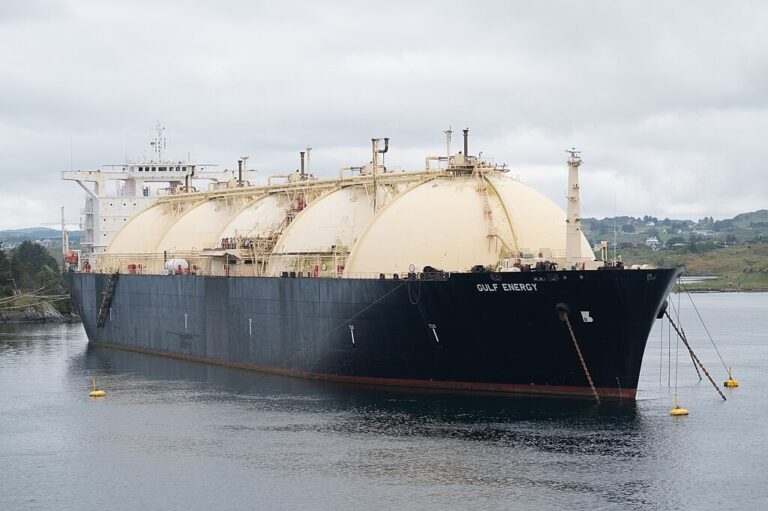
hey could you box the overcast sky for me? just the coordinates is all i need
[1,0,766,229]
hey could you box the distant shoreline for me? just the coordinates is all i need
[677,288,768,293]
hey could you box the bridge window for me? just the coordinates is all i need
[159,166,167,171]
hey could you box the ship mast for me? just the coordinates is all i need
[444,127,452,161]
[151,123,166,162]
[565,148,584,265]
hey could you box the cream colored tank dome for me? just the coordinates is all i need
[486,174,593,258]
[270,187,375,268]
[345,175,593,275]
[107,202,181,254]
[216,194,289,242]
[156,199,243,253]
[345,178,499,275]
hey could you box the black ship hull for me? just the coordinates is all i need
[67,269,679,400]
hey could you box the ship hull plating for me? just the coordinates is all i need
[67,269,679,400]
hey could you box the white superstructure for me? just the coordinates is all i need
[62,126,257,262]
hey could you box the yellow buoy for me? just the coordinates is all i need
[669,394,689,416]
[724,367,739,388]
[89,378,106,398]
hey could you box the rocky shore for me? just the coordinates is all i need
[0,301,80,324]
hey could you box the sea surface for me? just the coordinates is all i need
[1,293,766,510]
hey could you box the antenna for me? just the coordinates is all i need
[61,206,68,256]
[444,126,452,161]
[150,122,166,162]
[241,156,249,182]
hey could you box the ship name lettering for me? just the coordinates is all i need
[501,283,537,292]
[476,283,538,292]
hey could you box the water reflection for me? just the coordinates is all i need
[78,343,647,446]
[74,343,661,507]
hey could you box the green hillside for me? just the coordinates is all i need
[607,243,768,291]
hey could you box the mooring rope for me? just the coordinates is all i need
[659,318,663,386]
[679,282,730,373]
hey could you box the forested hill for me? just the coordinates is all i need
[582,210,768,246]
[0,241,75,321]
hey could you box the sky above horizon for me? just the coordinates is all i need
[1,0,766,229]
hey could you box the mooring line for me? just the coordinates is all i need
[664,310,726,401]
[679,281,730,373]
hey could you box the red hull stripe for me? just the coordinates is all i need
[91,341,636,401]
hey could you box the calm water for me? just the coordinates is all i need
[1,293,766,510]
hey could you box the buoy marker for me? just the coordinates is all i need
[724,367,739,388]
[669,394,688,416]
[89,377,106,398]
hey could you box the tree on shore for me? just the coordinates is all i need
[0,242,11,297]
[1,241,73,314]
[9,241,60,290]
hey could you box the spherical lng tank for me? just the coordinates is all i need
[344,175,593,275]
[106,202,186,254]
[268,186,391,277]
[155,198,246,253]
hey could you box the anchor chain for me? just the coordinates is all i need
[561,311,601,405]
[665,311,726,402]
[687,345,703,381]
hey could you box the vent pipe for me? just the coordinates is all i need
[463,128,469,156]
[237,159,243,187]
[371,137,389,213]
[300,151,305,179]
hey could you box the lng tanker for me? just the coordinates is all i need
[64,129,679,400]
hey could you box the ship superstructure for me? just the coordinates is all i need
[62,125,257,262]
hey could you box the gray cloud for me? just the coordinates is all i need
[1,0,766,228]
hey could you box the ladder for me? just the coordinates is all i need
[477,178,501,252]
[96,272,119,328]
[477,176,518,256]
[479,181,498,238]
